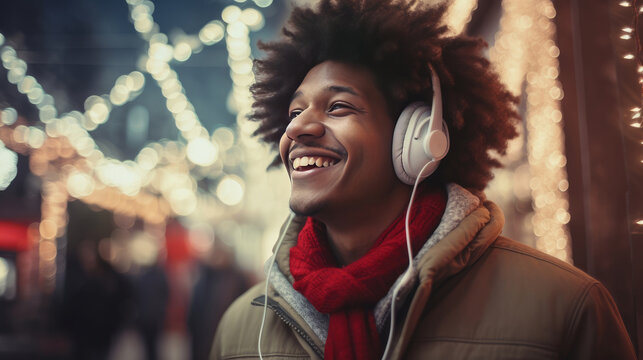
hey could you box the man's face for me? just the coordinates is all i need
[279,60,406,218]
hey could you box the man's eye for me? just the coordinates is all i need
[329,102,351,113]
[289,110,302,120]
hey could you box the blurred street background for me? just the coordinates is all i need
[0,0,641,358]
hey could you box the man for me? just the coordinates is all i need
[212,0,636,359]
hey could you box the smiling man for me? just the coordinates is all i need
[211,1,635,359]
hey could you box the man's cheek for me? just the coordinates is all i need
[278,137,290,166]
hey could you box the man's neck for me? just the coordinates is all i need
[318,185,412,266]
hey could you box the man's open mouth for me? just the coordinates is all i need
[291,156,340,171]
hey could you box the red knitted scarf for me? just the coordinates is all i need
[289,183,447,360]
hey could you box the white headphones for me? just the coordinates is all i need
[392,66,450,185]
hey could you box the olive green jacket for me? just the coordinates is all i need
[212,192,635,359]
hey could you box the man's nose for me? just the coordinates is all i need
[285,109,325,140]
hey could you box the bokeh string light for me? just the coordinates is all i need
[0,0,606,286]
[39,180,68,292]
[0,0,273,290]
[489,0,571,262]
[619,0,643,229]
[619,0,643,129]
[222,3,293,267]
[443,0,478,36]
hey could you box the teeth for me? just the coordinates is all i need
[291,156,336,170]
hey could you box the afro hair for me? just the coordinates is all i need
[249,0,520,191]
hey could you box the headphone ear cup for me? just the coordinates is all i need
[392,103,423,185]
[393,67,449,185]
[392,102,449,185]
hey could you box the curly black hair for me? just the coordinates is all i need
[250,0,520,191]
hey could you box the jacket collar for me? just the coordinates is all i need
[264,184,504,354]
[387,199,504,359]
[373,183,481,328]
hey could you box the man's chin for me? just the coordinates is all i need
[288,197,323,217]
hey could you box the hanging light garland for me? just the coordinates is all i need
[619,0,643,129]
[3,0,616,281]
[437,0,572,262]
[489,0,571,262]
[617,0,643,230]
[0,0,273,290]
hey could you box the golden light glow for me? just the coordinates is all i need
[1,107,17,125]
[38,219,57,240]
[216,175,245,206]
[173,42,192,62]
[253,0,273,8]
[444,0,478,35]
[186,137,218,166]
[617,5,643,139]
[222,6,242,24]
[35,180,69,292]
[199,21,225,45]
[168,187,198,216]
[489,0,571,262]
[240,8,265,30]
[213,127,235,150]
[128,232,160,266]
[7,0,585,278]
[66,170,95,198]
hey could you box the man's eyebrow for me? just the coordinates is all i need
[290,85,361,103]
[291,90,303,102]
[328,85,360,96]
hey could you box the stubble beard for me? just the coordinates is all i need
[288,196,322,217]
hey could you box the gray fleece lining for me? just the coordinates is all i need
[265,183,480,344]
[373,183,480,328]
[267,261,330,342]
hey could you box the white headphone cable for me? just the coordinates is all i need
[258,211,296,360]
[381,159,434,360]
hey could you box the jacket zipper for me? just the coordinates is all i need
[252,296,324,358]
